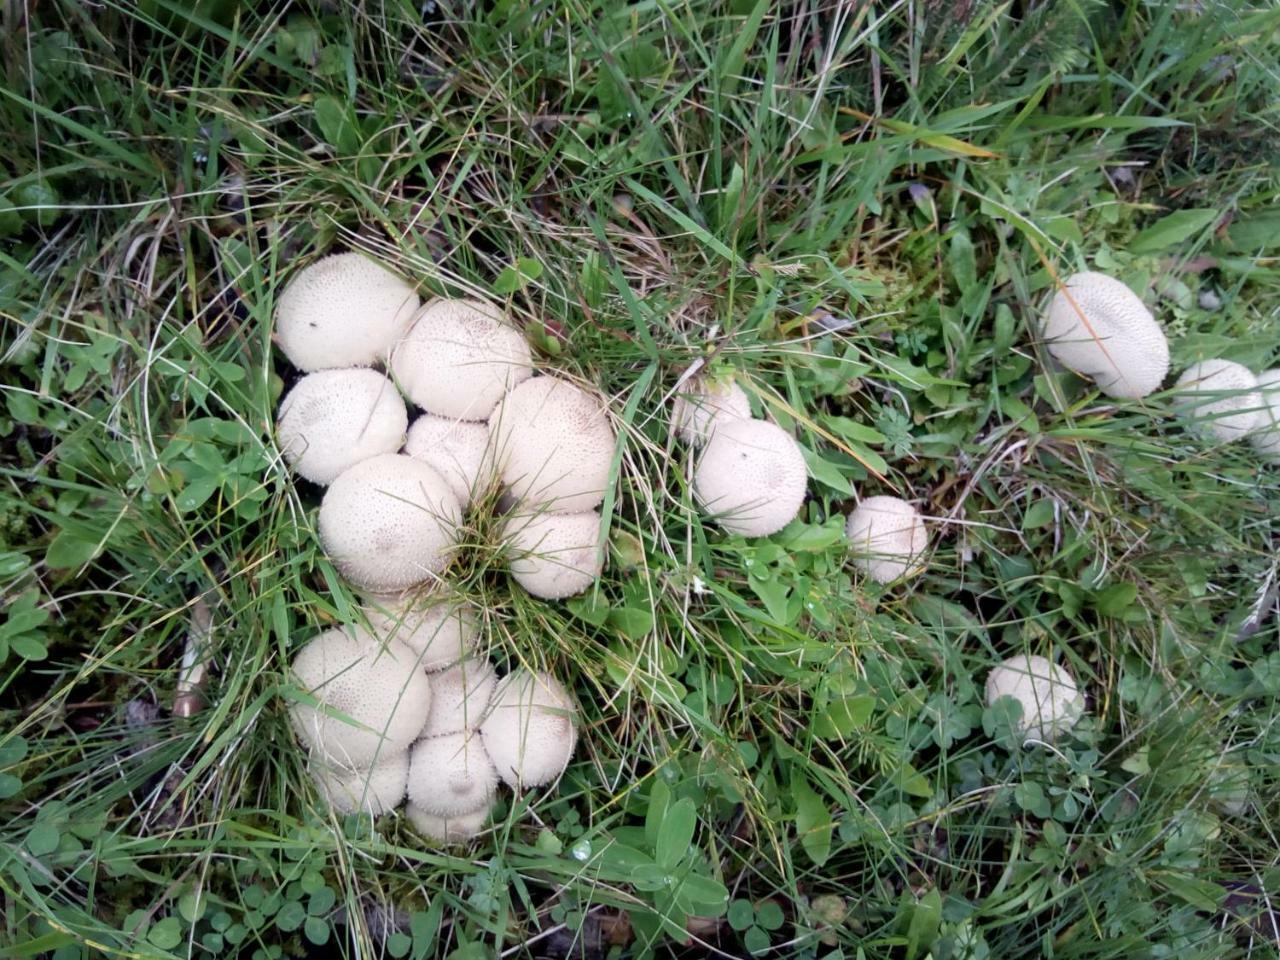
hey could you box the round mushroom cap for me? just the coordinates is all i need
[277,369,408,485]
[404,414,493,508]
[308,751,408,816]
[423,659,498,737]
[275,253,420,372]
[845,496,928,583]
[318,454,462,593]
[407,731,498,817]
[480,670,577,789]
[984,654,1084,744]
[1173,359,1263,442]
[488,376,616,513]
[1248,368,1280,462]
[672,375,751,445]
[365,595,480,672]
[405,803,489,844]
[693,418,808,537]
[1041,271,1170,399]
[505,511,604,600]
[288,627,432,768]
[390,298,533,421]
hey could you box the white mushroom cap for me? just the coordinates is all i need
[480,670,577,789]
[308,751,408,816]
[1041,271,1170,399]
[693,418,808,537]
[274,253,420,372]
[390,298,533,421]
[403,414,493,508]
[406,731,498,817]
[488,376,616,513]
[422,659,498,737]
[985,654,1084,744]
[1173,359,1263,442]
[405,803,489,844]
[505,511,604,600]
[318,454,462,593]
[845,496,928,583]
[288,627,432,768]
[277,369,408,485]
[672,375,751,445]
[365,595,480,672]
[1249,368,1280,462]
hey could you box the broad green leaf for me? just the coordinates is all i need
[45,529,101,569]
[1094,582,1138,617]
[904,887,942,960]
[656,798,696,870]
[1022,498,1055,530]
[313,95,361,154]
[1130,208,1219,254]
[26,822,60,856]
[812,695,875,739]
[1152,872,1224,912]
[147,917,183,950]
[792,776,833,866]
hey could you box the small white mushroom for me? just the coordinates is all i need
[407,731,499,817]
[672,375,751,445]
[277,369,408,484]
[480,670,577,789]
[1173,359,1263,442]
[365,595,480,672]
[1249,368,1280,462]
[274,252,420,372]
[488,376,616,513]
[390,298,533,421]
[288,627,432,768]
[693,418,808,537]
[845,496,928,583]
[405,803,489,844]
[1041,271,1170,399]
[423,659,498,737]
[505,511,604,600]
[318,454,462,592]
[403,414,493,508]
[308,752,408,816]
[985,654,1084,744]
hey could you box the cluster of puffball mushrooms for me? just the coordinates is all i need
[274,253,604,841]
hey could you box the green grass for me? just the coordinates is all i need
[2,1,1279,958]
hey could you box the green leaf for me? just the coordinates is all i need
[26,822,59,856]
[727,900,755,932]
[275,901,305,932]
[12,180,60,227]
[147,917,183,951]
[387,933,412,958]
[607,605,654,640]
[45,528,101,569]
[656,798,696,870]
[674,871,729,912]
[313,95,361,154]
[1130,208,1219,254]
[1152,872,1224,912]
[812,695,875,739]
[10,635,47,661]
[304,917,330,946]
[0,773,21,799]
[792,777,833,866]
[0,736,29,766]
[175,475,220,513]
[0,197,22,236]
[0,932,76,957]
[1022,498,1055,530]
[755,900,784,931]
[1093,582,1138,617]
[645,779,671,850]
[492,257,543,295]
[743,926,771,955]
[904,888,942,960]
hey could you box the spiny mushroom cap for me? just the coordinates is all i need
[1249,368,1280,462]
[403,414,493,508]
[845,496,928,584]
[277,368,408,485]
[693,418,808,537]
[985,654,1084,744]
[275,253,420,372]
[480,670,577,789]
[390,298,533,421]
[318,454,462,593]
[488,376,616,513]
[405,803,489,844]
[308,751,408,816]
[407,731,499,817]
[423,659,498,737]
[365,595,480,672]
[1042,271,1170,399]
[672,376,751,445]
[1173,359,1263,442]
[288,627,432,769]
[505,511,604,600]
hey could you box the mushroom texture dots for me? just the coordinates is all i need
[274,253,420,372]
[505,511,604,600]
[390,298,533,421]
[365,595,479,672]
[480,670,578,789]
[407,731,499,817]
[1041,271,1169,399]
[985,654,1084,744]
[423,660,497,737]
[276,369,408,485]
[318,454,462,593]
[693,418,808,537]
[406,804,489,844]
[404,414,493,508]
[845,496,928,583]
[672,374,751,445]
[1249,369,1280,462]
[288,627,432,768]
[308,752,408,816]
[1174,359,1263,442]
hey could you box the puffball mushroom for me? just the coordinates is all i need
[480,670,577,789]
[390,298,533,421]
[985,654,1084,744]
[404,414,493,508]
[423,659,498,737]
[407,731,499,817]
[274,252,420,372]
[277,368,408,485]
[406,803,488,844]
[365,595,480,672]
[318,454,462,593]
[505,511,604,600]
[1041,271,1170,399]
[288,627,433,768]
[488,376,616,513]
[845,496,928,583]
[1173,359,1263,442]
[672,375,751,445]
[308,752,408,816]
[693,418,808,537]
[1248,368,1280,462]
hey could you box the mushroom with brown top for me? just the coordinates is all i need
[308,751,408,816]
[672,374,751,445]
[1173,359,1263,442]
[404,414,493,508]
[985,654,1084,745]
[505,510,604,600]
[480,670,577,789]
[845,496,928,583]
[1249,369,1280,462]
[406,730,499,817]
[693,418,808,537]
[422,659,497,737]
[365,594,480,672]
